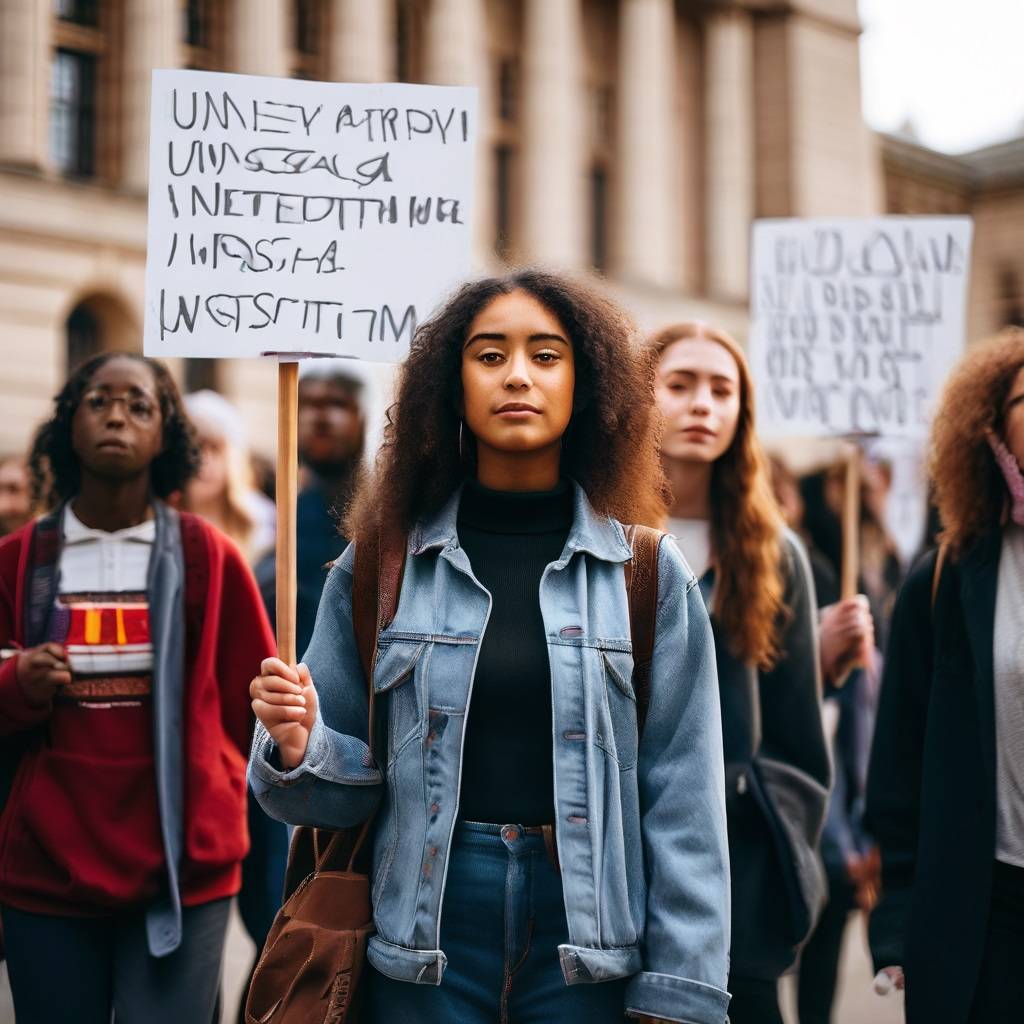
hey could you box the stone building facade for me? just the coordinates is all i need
[882,132,1024,346]
[0,0,883,457]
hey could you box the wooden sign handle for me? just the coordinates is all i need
[276,361,299,666]
[840,444,860,601]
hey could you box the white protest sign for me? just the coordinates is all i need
[749,216,973,439]
[143,70,477,361]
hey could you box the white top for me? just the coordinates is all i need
[667,517,712,581]
[994,524,1024,867]
[60,507,155,678]
[61,506,155,592]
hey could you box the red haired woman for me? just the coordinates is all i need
[650,322,831,1024]
[867,329,1024,1023]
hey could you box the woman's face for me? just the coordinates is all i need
[1004,365,1024,467]
[655,338,741,464]
[71,358,164,482]
[189,427,230,504]
[461,290,575,460]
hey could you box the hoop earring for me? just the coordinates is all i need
[458,420,465,462]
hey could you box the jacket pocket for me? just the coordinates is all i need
[187,739,249,868]
[598,649,638,770]
[373,640,427,766]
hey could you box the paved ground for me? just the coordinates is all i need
[1,905,903,1023]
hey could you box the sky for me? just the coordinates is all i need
[859,0,1024,154]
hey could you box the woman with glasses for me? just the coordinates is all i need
[0,353,276,1024]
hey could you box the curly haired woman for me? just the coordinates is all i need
[650,322,831,1024]
[0,353,276,1023]
[866,328,1024,1023]
[249,271,731,1024]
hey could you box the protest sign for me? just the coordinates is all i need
[143,69,477,361]
[749,216,973,440]
[143,69,478,662]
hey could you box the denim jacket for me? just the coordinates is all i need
[250,484,731,1024]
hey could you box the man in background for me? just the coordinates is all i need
[257,362,365,657]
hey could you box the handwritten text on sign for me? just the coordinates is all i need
[143,70,477,360]
[749,217,973,438]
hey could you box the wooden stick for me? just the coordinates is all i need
[840,443,860,600]
[276,361,300,666]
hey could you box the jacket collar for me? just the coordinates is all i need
[410,480,633,565]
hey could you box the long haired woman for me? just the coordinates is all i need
[249,272,731,1024]
[650,321,831,1024]
[867,329,1024,1023]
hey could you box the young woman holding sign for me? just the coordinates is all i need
[650,322,831,1024]
[0,353,276,1023]
[249,272,731,1024]
[866,329,1024,1023]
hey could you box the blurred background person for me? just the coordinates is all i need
[866,329,1024,1023]
[651,322,831,1024]
[0,353,274,1024]
[770,456,880,1024]
[0,456,31,537]
[255,361,365,662]
[801,457,902,652]
[182,389,276,564]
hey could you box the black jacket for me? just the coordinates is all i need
[702,530,831,979]
[865,530,1003,1023]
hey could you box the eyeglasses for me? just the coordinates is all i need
[81,390,157,423]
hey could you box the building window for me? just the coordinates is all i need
[55,0,100,26]
[185,359,220,393]
[50,49,97,178]
[182,0,224,69]
[498,59,518,122]
[291,0,326,79]
[396,0,425,83]
[494,144,514,260]
[591,84,614,147]
[66,302,102,371]
[590,166,609,272]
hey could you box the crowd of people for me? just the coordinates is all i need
[0,268,1020,1024]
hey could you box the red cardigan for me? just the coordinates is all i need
[0,514,276,916]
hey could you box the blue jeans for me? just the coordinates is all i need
[369,821,628,1023]
[1,898,230,1024]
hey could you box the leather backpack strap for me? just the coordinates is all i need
[624,524,662,737]
[931,541,949,612]
[342,525,407,871]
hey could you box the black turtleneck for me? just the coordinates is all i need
[457,479,573,826]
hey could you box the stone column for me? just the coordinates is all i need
[230,0,290,77]
[0,0,51,169]
[330,0,394,82]
[704,7,755,302]
[425,0,491,266]
[520,0,586,269]
[615,0,678,288]
[122,0,181,193]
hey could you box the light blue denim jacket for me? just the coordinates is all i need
[250,484,731,1023]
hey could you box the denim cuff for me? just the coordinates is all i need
[249,715,380,788]
[625,970,731,1024]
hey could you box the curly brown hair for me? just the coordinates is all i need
[649,323,785,669]
[931,328,1024,553]
[345,270,668,544]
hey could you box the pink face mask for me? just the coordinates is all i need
[987,429,1024,527]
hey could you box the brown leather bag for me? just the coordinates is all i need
[244,522,661,1023]
[244,524,406,1024]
